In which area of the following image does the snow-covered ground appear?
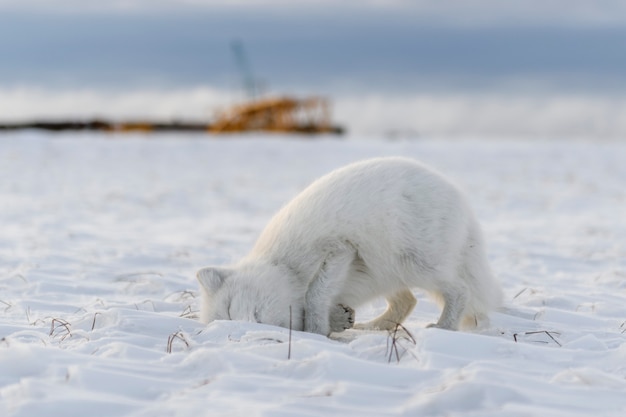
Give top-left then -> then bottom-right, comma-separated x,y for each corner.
1,133 -> 625,416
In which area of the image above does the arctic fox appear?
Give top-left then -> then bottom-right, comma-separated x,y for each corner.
197,157 -> 502,336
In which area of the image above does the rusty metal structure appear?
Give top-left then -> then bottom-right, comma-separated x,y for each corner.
0,42 -> 344,136
211,40 -> 343,135
210,96 -> 341,134
0,97 -> 343,135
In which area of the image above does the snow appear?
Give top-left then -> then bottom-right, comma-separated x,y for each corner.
1,133 -> 625,416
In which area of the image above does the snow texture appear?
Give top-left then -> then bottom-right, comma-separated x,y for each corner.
1,133 -> 625,416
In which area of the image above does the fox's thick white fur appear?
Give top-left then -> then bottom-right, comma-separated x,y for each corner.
197,157 -> 502,336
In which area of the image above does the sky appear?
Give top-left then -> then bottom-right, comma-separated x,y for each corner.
3,0 -> 626,137
2,0 -> 626,96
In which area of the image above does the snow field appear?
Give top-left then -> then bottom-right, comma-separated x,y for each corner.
1,134 -> 625,416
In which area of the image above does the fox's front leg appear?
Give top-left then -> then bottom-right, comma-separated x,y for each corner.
304,246 -> 355,336
329,303 -> 355,333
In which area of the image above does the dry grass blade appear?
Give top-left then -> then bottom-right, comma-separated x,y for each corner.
386,322 -> 417,364
288,305 -> 293,360
512,288 -> 528,299
0,299 -> 12,312
513,330 -> 562,347
179,305 -> 198,319
167,331 -> 190,353
50,318 -> 72,341
134,300 -> 156,311
91,313 -> 101,331
167,290 -> 197,302
620,321 -> 626,334
26,307 -> 46,326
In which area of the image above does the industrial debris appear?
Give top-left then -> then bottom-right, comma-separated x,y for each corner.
0,96 -> 343,135
1,40 -> 344,135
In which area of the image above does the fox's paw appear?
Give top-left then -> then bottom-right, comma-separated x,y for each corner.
329,304 -> 355,333
426,322 -> 456,331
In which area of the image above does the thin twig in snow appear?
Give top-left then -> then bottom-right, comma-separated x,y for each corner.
50,318 -> 72,341
513,288 -> 528,299
167,290 -> 197,302
134,300 -> 156,311
0,299 -> 12,312
288,305 -> 293,360
91,313 -> 101,331
513,330 -> 562,347
167,331 -> 190,353
179,305 -> 198,319
386,322 -> 417,363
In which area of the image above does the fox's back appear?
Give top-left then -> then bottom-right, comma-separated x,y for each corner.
252,157 -> 471,263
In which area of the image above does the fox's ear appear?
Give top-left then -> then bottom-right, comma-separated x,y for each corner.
196,267 -> 232,293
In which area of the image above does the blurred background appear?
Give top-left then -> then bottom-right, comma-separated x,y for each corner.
2,0 -> 626,139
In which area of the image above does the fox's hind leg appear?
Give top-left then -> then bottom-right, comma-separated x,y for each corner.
427,283 -> 468,331
354,289 -> 416,331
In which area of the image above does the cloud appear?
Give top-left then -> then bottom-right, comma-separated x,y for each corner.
1,0 -> 626,27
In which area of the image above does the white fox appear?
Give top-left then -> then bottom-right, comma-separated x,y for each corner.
197,157 -> 502,336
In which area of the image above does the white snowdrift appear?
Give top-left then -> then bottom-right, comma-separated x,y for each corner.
1,134 -> 625,416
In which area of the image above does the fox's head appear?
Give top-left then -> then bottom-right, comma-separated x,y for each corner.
196,264 -> 304,330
